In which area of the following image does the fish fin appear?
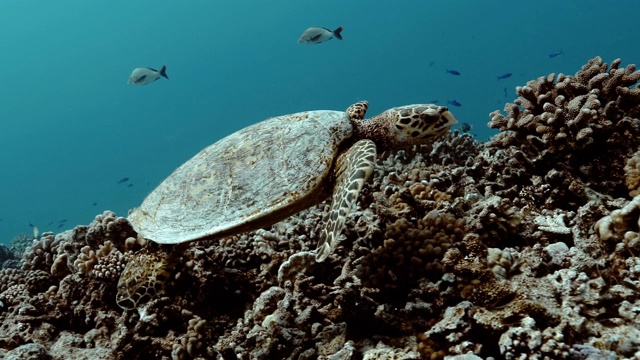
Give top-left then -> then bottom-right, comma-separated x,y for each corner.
159,64 -> 169,79
333,26 -> 343,40
137,75 -> 147,83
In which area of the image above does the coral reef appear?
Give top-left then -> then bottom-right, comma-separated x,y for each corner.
487,56 -> 640,207
1,57 -> 640,359
0,245 -> 15,269
0,234 -> 34,269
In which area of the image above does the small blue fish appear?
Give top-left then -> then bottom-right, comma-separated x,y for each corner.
28,222 -> 34,227
460,123 -> 472,133
128,183 -> 134,188
548,50 -> 563,58
59,219 -> 67,223
445,69 -> 461,76
118,177 -> 129,184
57,223 -> 64,229
447,100 -> 462,107
47,221 -> 54,226
92,202 -> 98,206
497,73 -> 512,80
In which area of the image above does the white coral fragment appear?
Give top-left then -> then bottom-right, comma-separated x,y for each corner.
595,195 -> 640,241
534,212 -> 571,234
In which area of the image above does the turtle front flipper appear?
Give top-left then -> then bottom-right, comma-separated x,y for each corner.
315,139 -> 376,262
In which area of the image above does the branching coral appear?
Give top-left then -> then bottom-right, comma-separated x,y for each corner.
488,57 -> 640,200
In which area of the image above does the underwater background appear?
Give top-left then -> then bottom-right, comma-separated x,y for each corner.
0,0 -> 638,244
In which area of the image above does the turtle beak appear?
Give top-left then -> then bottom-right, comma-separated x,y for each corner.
434,107 -> 458,133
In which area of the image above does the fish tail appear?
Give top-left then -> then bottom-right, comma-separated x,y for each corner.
160,64 -> 169,79
333,26 -> 343,40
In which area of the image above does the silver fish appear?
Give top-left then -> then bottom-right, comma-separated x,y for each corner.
298,26 -> 343,44
128,64 -> 169,85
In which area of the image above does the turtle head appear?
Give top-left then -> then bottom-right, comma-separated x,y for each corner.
354,104 -> 458,150
382,104 -> 458,147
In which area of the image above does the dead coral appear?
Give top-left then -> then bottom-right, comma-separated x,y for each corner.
418,301 -> 482,357
442,233 -> 514,308
466,195 -> 523,247
214,283 -> 318,359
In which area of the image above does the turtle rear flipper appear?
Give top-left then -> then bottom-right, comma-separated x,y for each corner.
116,247 -> 172,310
315,139 -> 376,262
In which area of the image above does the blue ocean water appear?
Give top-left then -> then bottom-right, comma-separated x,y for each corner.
0,0 -> 638,243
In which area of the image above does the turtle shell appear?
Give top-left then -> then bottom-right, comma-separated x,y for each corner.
128,110 -> 354,244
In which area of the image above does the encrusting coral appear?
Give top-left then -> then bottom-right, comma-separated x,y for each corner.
1,57 -> 640,360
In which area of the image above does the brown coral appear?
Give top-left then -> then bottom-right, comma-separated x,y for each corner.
488,56 -> 640,201
624,149 -> 640,197
356,211 -> 466,290
85,211 -> 138,250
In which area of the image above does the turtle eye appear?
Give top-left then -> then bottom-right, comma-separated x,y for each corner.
420,109 -> 440,122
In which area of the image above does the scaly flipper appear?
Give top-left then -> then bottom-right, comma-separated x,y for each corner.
315,139 -> 376,262
116,246 -> 172,310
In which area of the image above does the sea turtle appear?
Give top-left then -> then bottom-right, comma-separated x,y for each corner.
116,101 -> 457,309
